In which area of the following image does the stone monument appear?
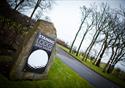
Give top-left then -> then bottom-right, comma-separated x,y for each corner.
10,20 -> 57,80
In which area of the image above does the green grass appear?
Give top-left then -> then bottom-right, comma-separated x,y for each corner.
0,57 -> 93,88
58,44 -> 69,52
58,44 -> 125,88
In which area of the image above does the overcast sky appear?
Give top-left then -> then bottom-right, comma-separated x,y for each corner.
46,0 -> 125,46
43,0 -> 125,63
23,0 -> 125,52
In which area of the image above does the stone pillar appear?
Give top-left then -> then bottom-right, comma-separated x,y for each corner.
10,20 -> 57,80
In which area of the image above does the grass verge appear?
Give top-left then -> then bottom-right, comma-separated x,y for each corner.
0,57 -> 93,88
57,44 -> 125,88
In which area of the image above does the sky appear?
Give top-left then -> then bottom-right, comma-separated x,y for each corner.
46,0 -> 122,39
43,0 -> 125,63
22,0 -> 125,71
46,0 -> 124,46
23,0 -> 125,63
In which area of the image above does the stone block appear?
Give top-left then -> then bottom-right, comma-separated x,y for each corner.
10,20 -> 57,80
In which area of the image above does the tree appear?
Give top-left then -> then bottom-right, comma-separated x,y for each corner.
30,0 -> 41,19
34,9 -> 43,20
94,11 -> 117,66
7,0 -> 28,10
14,0 -> 25,10
76,11 -> 94,56
83,4 -> 110,61
95,32 -> 108,66
107,30 -> 125,72
7,0 -> 53,20
30,0 -> 53,19
103,12 -> 125,72
93,39 -> 105,64
69,6 -> 92,53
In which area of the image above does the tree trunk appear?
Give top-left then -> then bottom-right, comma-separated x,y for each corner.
30,0 -> 41,19
103,59 -> 110,72
69,15 -> 88,53
82,30 -> 98,61
103,35 -> 119,72
93,39 -> 105,64
95,45 -> 106,67
14,0 -> 25,10
84,30 -> 101,61
103,44 -> 114,71
95,33 -> 108,66
107,64 -> 115,73
76,29 -> 88,56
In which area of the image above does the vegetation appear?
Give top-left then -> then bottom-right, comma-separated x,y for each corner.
0,57 -> 93,88
69,6 -> 92,53
69,3 -> 125,73
0,0 -> 53,69
7,0 -> 53,19
0,0 -> 53,55
0,0 -> 125,88
58,44 -> 125,88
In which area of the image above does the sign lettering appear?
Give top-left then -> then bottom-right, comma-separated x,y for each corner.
35,33 -> 55,52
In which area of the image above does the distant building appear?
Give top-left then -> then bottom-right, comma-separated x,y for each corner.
56,38 -> 70,49
57,39 -> 65,45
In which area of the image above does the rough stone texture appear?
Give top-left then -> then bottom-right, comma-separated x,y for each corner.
10,20 -> 57,80
10,31 -> 38,80
36,20 -> 57,39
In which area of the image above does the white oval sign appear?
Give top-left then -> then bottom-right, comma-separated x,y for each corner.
27,49 -> 48,69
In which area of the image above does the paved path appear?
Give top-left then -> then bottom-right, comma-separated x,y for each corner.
56,46 -> 120,88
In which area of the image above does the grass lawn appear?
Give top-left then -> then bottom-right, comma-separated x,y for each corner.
0,57 -> 93,88
57,44 -> 125,88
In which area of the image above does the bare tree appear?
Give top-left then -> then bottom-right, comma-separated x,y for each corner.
14,0 -> 25,10
7,0 -> 53,20
7,0 -> 28,10
83,4 -> 110,61
103,12 -> 125,72
94,12 -> 116,66
95,32 -> 108,66
30,0 -> 41,19
93,40 -> 105,64
30,0 -> 53,19
69,6 -> 92,53
76,11 -> 94,56
106,30 -> 125,72
34,9 -> 43,20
